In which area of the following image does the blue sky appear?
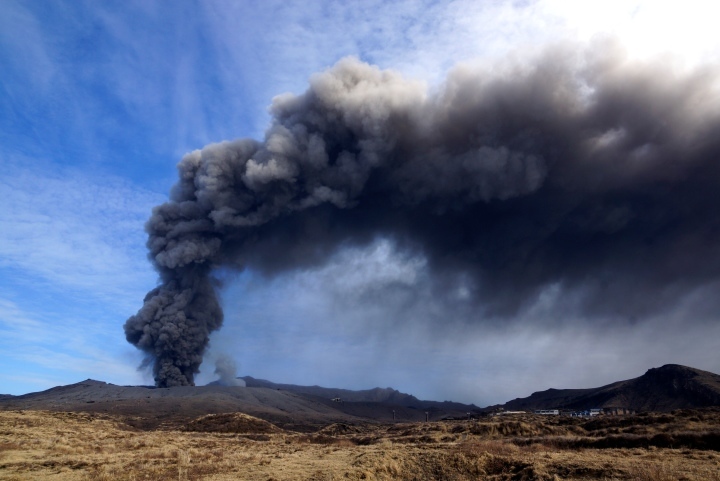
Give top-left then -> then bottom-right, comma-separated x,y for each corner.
2,0 -> 720,405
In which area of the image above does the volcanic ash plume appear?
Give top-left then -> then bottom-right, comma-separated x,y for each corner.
125,47 -> 720,387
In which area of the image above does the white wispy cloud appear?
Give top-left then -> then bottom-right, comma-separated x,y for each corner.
0,296 -> 147,394
201,0 -> 720,127
0,155 -> 158,392
0,156 -> 162,310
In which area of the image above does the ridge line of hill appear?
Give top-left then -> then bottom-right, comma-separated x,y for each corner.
239,376 -> 479,410
2,364 -> 719,429
492,364 -> 720,413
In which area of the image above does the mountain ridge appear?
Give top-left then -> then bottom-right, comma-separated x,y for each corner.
2,364 -> 719,429
238,376 -> 478,411
0,378 -> 480,429
496,364 -> 720,412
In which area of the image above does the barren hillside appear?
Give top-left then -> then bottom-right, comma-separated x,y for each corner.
500,364 -> 720,412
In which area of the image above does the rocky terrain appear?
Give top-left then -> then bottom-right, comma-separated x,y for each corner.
498,364 -> 720,413
0,379 -> 480,431
2,364 -> 719,433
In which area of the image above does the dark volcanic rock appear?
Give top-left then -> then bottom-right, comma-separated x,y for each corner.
241,376 -> 420,404
0,378 -> 479,429
4,364 -> 714,429
499,365 -> 720,412
240,376 -> 479,412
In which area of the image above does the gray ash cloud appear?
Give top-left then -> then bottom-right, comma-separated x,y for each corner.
125,45 -> 720,387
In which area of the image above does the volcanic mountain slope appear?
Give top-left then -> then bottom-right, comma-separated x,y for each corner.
241,376 -> 478,411
241,376 -> 417,403
499,364 -> 720,412
4,364 -> 718,429
0,379 -> 479,430
0,380 -> 354,429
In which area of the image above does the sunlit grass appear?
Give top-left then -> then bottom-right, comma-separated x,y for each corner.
1,409 -> 719,480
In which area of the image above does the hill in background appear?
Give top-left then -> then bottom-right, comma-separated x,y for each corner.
2,364 -> 719,430
240,376 -> 478,411
0,378 -> 480,430
497,364 -> 720,412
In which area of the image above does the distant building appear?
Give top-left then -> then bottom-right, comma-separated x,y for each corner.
603,407 -> 634,416
570,408 -> 602,417
534,409 -> 559,415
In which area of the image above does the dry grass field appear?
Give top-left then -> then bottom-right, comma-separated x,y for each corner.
1,409 -> 720,480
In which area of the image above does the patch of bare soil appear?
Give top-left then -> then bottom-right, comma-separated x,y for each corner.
2,409 -> 720,480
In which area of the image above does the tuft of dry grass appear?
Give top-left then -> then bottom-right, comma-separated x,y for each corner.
2,409 -> 720,480
627,459 -> 720,481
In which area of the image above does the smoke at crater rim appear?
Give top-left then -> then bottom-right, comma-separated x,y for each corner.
124,44 -> 720,387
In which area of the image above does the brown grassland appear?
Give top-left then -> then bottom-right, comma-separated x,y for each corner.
1,409 -> 720,480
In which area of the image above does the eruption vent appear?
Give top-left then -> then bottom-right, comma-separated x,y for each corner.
125,48 -> 720,387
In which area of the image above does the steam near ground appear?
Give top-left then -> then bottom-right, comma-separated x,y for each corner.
213,354 -> 246,387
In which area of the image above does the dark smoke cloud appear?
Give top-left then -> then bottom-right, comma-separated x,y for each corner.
125,45 -> 720,387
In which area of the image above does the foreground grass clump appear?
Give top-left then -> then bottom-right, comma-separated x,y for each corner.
1,409 -> 720,480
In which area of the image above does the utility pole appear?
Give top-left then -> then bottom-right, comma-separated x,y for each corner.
425,412 -> 429,422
